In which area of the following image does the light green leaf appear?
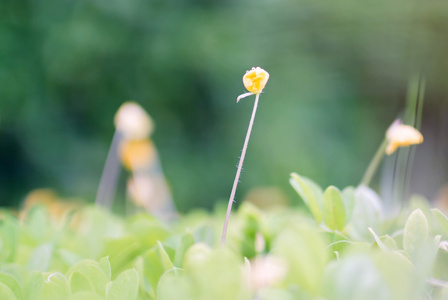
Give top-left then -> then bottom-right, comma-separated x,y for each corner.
98,257 -> 112,281
0,282 -> 17,300
69,271 -> 96,294
174,232 -> 194,268
403,209 -> 428,259
105,269 -> 139,300
42,273 -> 69,300
290,173 -> 323,223
157,268 -> 190,300
324,255 -> 390,300
66,261 -> 109,295
27,243 -> 53,272
141,242 -> 174,295
347,186 -> 383,241
342,186 -> 355,222
431,208 -> 448,234
0,273 -> 22,300
24,271 -> 44,300
323,186 -> 346,231
273,225 -> 328,295
69,292 -> 104,300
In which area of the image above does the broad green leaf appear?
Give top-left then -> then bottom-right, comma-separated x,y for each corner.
126,214 -> 170,250
323,186 -> 346,231
157,268 -> 190,300
374,251 -> 413,299
42,273 -> 69,300
431,209 -> 448,234
185,248 -> 250,300
174,232 -> 194,267
0,282 -> 17,300
27,243 -> 53,272
0,216 -> 18,262
141,242 -> 174,295
66,261 -> 109,295
347,186 -> 383,241
98,257 -> 111,281
272,225 -> 328,295
324,255 -> 390,300
24,271 -> 44,300
105,269 -> 139,300
69,271 -> 96,294
182,243 -> 212,270
0,272 -> 23,300
403,209 -> 428,259
69,292 -> 103,300
342,186 -> 355,222
103,236 -> 141,278
290,173 -> 323,223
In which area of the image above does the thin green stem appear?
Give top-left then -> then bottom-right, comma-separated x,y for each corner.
360,138 -> 388,187
221,93 -> 260,245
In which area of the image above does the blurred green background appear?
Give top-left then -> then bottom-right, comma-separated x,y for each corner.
1,0 -> 447,212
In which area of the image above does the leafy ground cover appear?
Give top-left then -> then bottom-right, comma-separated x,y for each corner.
1,175 -> 448,300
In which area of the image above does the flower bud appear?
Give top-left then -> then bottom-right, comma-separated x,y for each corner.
243,67 -> 269,94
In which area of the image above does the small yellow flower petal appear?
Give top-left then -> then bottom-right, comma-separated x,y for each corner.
243,67 -> 269,94
385,119 -> 424,155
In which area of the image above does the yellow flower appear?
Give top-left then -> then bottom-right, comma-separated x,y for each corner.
119,139 -> 156,170
243,67 -> 269,94
385,119 -> 423,155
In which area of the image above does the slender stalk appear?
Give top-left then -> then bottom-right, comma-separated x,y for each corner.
221,93 -> 260,245
96,130 -> 123,209
360,138 -> 388,187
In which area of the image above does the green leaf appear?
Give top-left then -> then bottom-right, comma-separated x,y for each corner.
66,261 -> 109,295
69,271 -> 96,294
173,232 -> 194,268
98,257 -> 112,281
157,268 -> 190,300
347,186 -> 383,240
323,186 -> 346,231
68,292 -> 104,300
105,269 -> 139,300
27,243 -> 53,272
24,271 -> 44,300
103,236 -> 141,278
403,209 -> 428,259
273,225 -> 328,295
141,242 -> 174,295
431,208 -> 448,234
42,273 -> 69,300
0,282 -> 17,300
324,255 -> 390,300
0,272 -> 22,300
342,186 -> 355,222
290,173 -> 323,223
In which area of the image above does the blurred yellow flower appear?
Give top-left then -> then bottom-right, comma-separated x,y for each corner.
385,119 -> 423,155
119,139 -> 156,170
243,67 -> 269,94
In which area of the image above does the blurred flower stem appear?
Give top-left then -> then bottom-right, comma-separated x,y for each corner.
360,138 -> 388,187
221,93 -> 260,245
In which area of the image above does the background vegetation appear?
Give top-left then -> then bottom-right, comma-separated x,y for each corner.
1,0 -> 447,211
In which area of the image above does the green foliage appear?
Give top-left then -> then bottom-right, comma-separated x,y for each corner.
2,179 -> 448,299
